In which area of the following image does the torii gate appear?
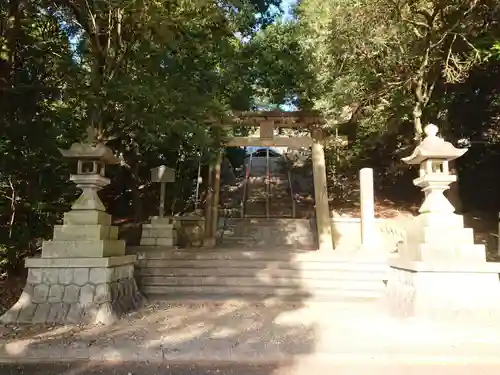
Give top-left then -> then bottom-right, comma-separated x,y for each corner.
203,109 -> 346,251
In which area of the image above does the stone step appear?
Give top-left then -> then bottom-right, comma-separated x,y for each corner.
248,181 -> 288,187
217,242 -> 311,248
269,205 -> 293,211
140,285 -> 382,299
262,201 -> 291,205
144,293 -> 377,303
218,239 -> 258,245
216,239 -> 266,244
140,237 -> 175,247
137,276 -> 386,291
136,266 -> 387,279
137,257 -> 390,271
247,187 -> 268,191
246,197 -> 268,202
269,189 -> 291,194
266,214 -> 293,218
268,203 -> 292,208
219,228 -> 314,237
222,218 -> 313,223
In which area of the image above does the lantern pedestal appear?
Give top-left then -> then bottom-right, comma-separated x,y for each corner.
387,258 -> 500,322
0,143 -> 144,326
387,212 -> 500,322
386,125 -> 500,322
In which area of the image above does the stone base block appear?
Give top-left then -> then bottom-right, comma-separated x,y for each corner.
42,239 -> 126,258
139,221 -> 177,247
386,260 -> 500,322
398,243 -> 486,263
63,210 -> 111,225
0,256 -> 144,325
53,225 -> 119,241
414,213 -> 464,229
142,224 -> 175,236
140,237 -> 174,247
151,216 -> 172,226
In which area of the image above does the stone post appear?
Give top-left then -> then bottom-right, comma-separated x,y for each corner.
311,128 -> 334,251
140,164 -> 177,248
386,124 -> 500,322
204,162 -> 214,242
150,165 -> 175,218
359,168 -> 380,249
0,143 -> 143,326
205,126 -> 223,248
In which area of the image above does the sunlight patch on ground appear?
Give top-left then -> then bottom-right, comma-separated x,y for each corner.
209,327 -> 240,338
99,349 -> 124,361
6,300 -> 500,363
273,307 -> 315,326
3,339 -> 30,356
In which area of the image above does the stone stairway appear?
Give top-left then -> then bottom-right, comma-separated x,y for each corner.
244,176 -> 268,217
129,247 -> 390,301
218,218 -> 317,249
269,173 -> 293,217
243,164 -> 295,218
127,151 -> 389,302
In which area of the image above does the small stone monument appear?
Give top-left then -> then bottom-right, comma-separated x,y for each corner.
139,165 -> 176,247
150,165 -> 175,218
386,124 -> 500,321
1,143 -> 143,325
359,167 -> 382,250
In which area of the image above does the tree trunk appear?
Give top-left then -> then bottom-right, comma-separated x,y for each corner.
413,101 -> 424,138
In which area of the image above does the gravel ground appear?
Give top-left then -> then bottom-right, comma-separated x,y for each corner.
3,299 -> 500,364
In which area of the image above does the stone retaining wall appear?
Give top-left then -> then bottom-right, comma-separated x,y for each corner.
331,217 -> 409,251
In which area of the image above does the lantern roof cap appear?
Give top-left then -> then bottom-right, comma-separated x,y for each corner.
59,143 -> 120,164
402,124 -> 467,165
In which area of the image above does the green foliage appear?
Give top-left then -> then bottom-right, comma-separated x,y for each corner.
246,21 -> 315,107
0,0 -> 280,273
2,0 -> 500,273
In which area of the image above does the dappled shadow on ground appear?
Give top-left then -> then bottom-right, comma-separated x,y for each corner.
0,298 -> 316,366
1,242 -> 319,362
7,296 -> 500,373
1,224 -> 321,366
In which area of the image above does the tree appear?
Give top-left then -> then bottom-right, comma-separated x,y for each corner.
0,0 -> 285,271
296,0 -> 500,137
0,0 -> 81,272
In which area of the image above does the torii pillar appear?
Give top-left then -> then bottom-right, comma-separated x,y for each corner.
311,127 -> 334,251
204,127 -> 223,248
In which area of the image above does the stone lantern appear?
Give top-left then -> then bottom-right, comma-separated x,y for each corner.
1,142 -> 143,326
401,124 -> 466,216
59,142 -> 120,212
385,124 -> 500,323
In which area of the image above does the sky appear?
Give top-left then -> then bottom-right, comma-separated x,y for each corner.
280,0 -> 297,20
